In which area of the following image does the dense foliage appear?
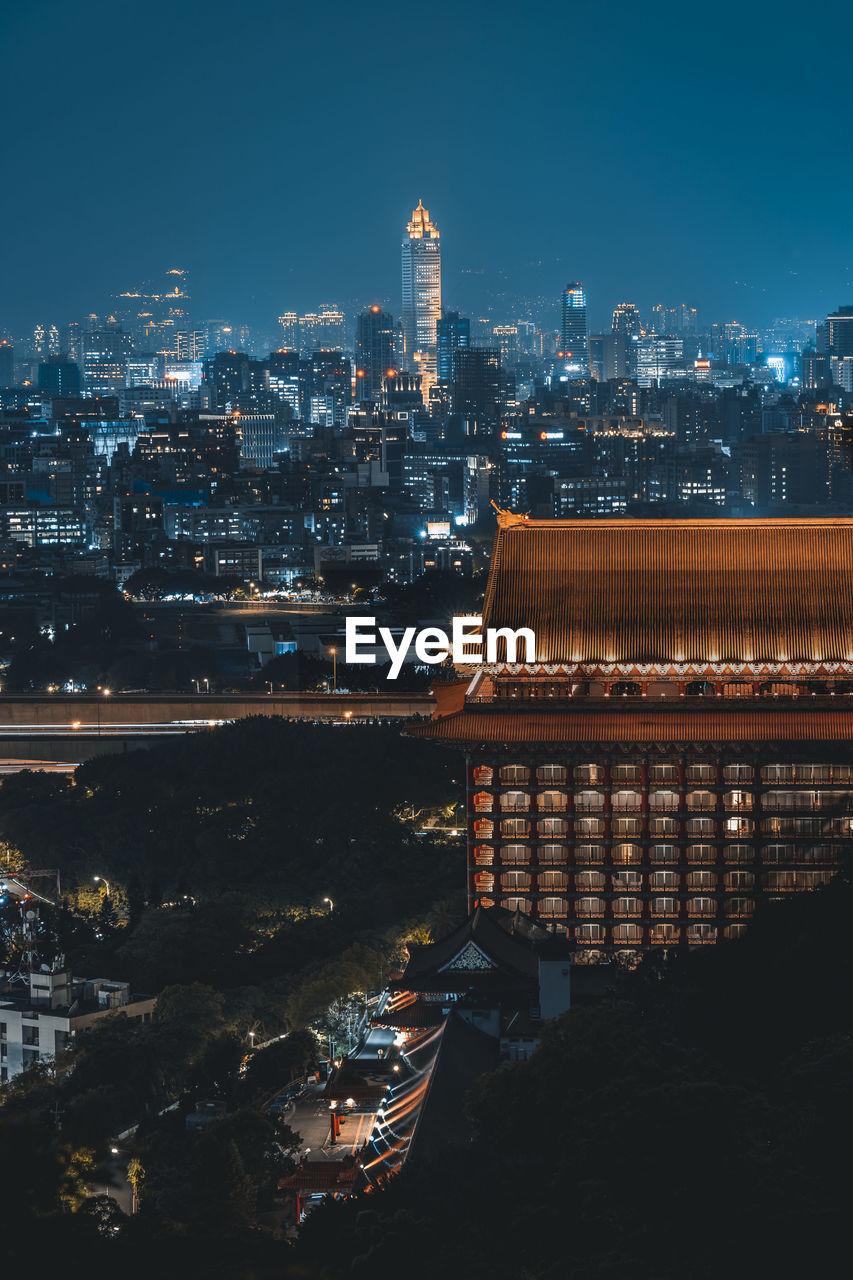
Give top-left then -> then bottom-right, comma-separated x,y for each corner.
295,866 -> 853,1280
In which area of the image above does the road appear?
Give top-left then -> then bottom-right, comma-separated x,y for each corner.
0,758 -> 79,773
287,1093 -> 377,1161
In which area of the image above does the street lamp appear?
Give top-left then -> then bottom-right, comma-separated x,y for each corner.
96,686 -> 111,736
94,875 -> 111,896
323,897 -> 334,915
329,647 -> 337,692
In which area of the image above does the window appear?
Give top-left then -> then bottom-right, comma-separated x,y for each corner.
575,790 -> 604,811
574,923 -> 604,943
612,763 -> 640,783
687,817 -> 715,836
500,765 -> 530,784
687,870 -> 716,891
575,870 -> 606,891
687,844 -> 716,865
649,763 -> 677,782
650,790 -> 679,811
539,896 -> 568,918
687,790 -> 715,811
687,897 -> 716,917
501,870 -> 531,891
763,844 -> 795,864
724,871 -> 754,890
687,763 -> 715,783
723,764 -> 753,783
650,922 -> 679,944
613,816 -> 642,835
500,790 -> 530,812
687,923 -> 717,944
762,765 -> 794,784
613,870 -> 642,892
501,897 -> 531,914
726,898 -> 755,917
537,843 -> 567,864
612,790 -> 642,811
612,896 -> 642,917
650,844 -> 678,863
612,922 -> 643,944
574,763 -> 604,784
724,790 -> 752,811
649,816 -> 677,835
650,870 -> 679,891
573,844 -> 604,864
537,790 -> 567,811
22,1027 -> 39,1047
612,843 -> 641,864
575,897 -> 605,917
538,817 -> 568,837
651,897 -> 678,917
537,764 -> 566,783
725,816 -> 753,835
500,818 -> 529,838
538,870 -> 568,891
575,816 -> 604,836
500,845 -> 529,865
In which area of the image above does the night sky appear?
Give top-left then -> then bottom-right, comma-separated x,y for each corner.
2,0 -> 851,333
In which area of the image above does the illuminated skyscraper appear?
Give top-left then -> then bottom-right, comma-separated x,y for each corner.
560,283 -> 588,378
401,200 -> 441,387
612,302 -> 641,338
437,310 -> 470,386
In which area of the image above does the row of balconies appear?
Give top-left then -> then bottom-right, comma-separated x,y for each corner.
473,791 -> 853,815
474,873 -> 765,890
473,767 -> 853,787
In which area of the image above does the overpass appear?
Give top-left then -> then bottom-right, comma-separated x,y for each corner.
0,692 -> 436,764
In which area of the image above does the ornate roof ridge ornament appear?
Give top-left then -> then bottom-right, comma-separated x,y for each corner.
490,499 -> 530,530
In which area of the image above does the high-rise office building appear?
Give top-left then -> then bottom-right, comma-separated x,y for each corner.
635,336 -> 684,387
81,325 -> 133,397
0,340 -> 13,387
38,357 -> 81,398
452,347 -> 502,423
612,303 -> 641,339
401,200 -> 441,378
355,306 -> 396,399
827,306 -> 853,385
437,311 -> 471,386
560,284 -> 589,378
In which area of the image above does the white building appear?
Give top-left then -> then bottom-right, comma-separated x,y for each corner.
0,968 -> 155,1084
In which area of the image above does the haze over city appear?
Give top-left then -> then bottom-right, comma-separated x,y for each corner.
2,0 -> 851,333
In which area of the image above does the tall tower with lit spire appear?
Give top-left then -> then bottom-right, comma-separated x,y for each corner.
401,199 -> 441,390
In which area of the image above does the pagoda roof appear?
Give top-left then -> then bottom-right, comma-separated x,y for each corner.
480,517 -> 853,665
400,906 -> 558,985
278,1160 -> 360,1193
407,704 -> 853,745
371,1000 -> 447,1030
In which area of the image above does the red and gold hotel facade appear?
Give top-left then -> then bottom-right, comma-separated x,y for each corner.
409,513 -> 853,963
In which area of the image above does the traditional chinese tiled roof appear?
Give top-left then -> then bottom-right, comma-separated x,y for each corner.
407,706 -> 853,745
481,518 -> 853,664
278,1161 -> 360,1192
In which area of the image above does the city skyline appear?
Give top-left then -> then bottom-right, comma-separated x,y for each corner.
2,0 -> 852,335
